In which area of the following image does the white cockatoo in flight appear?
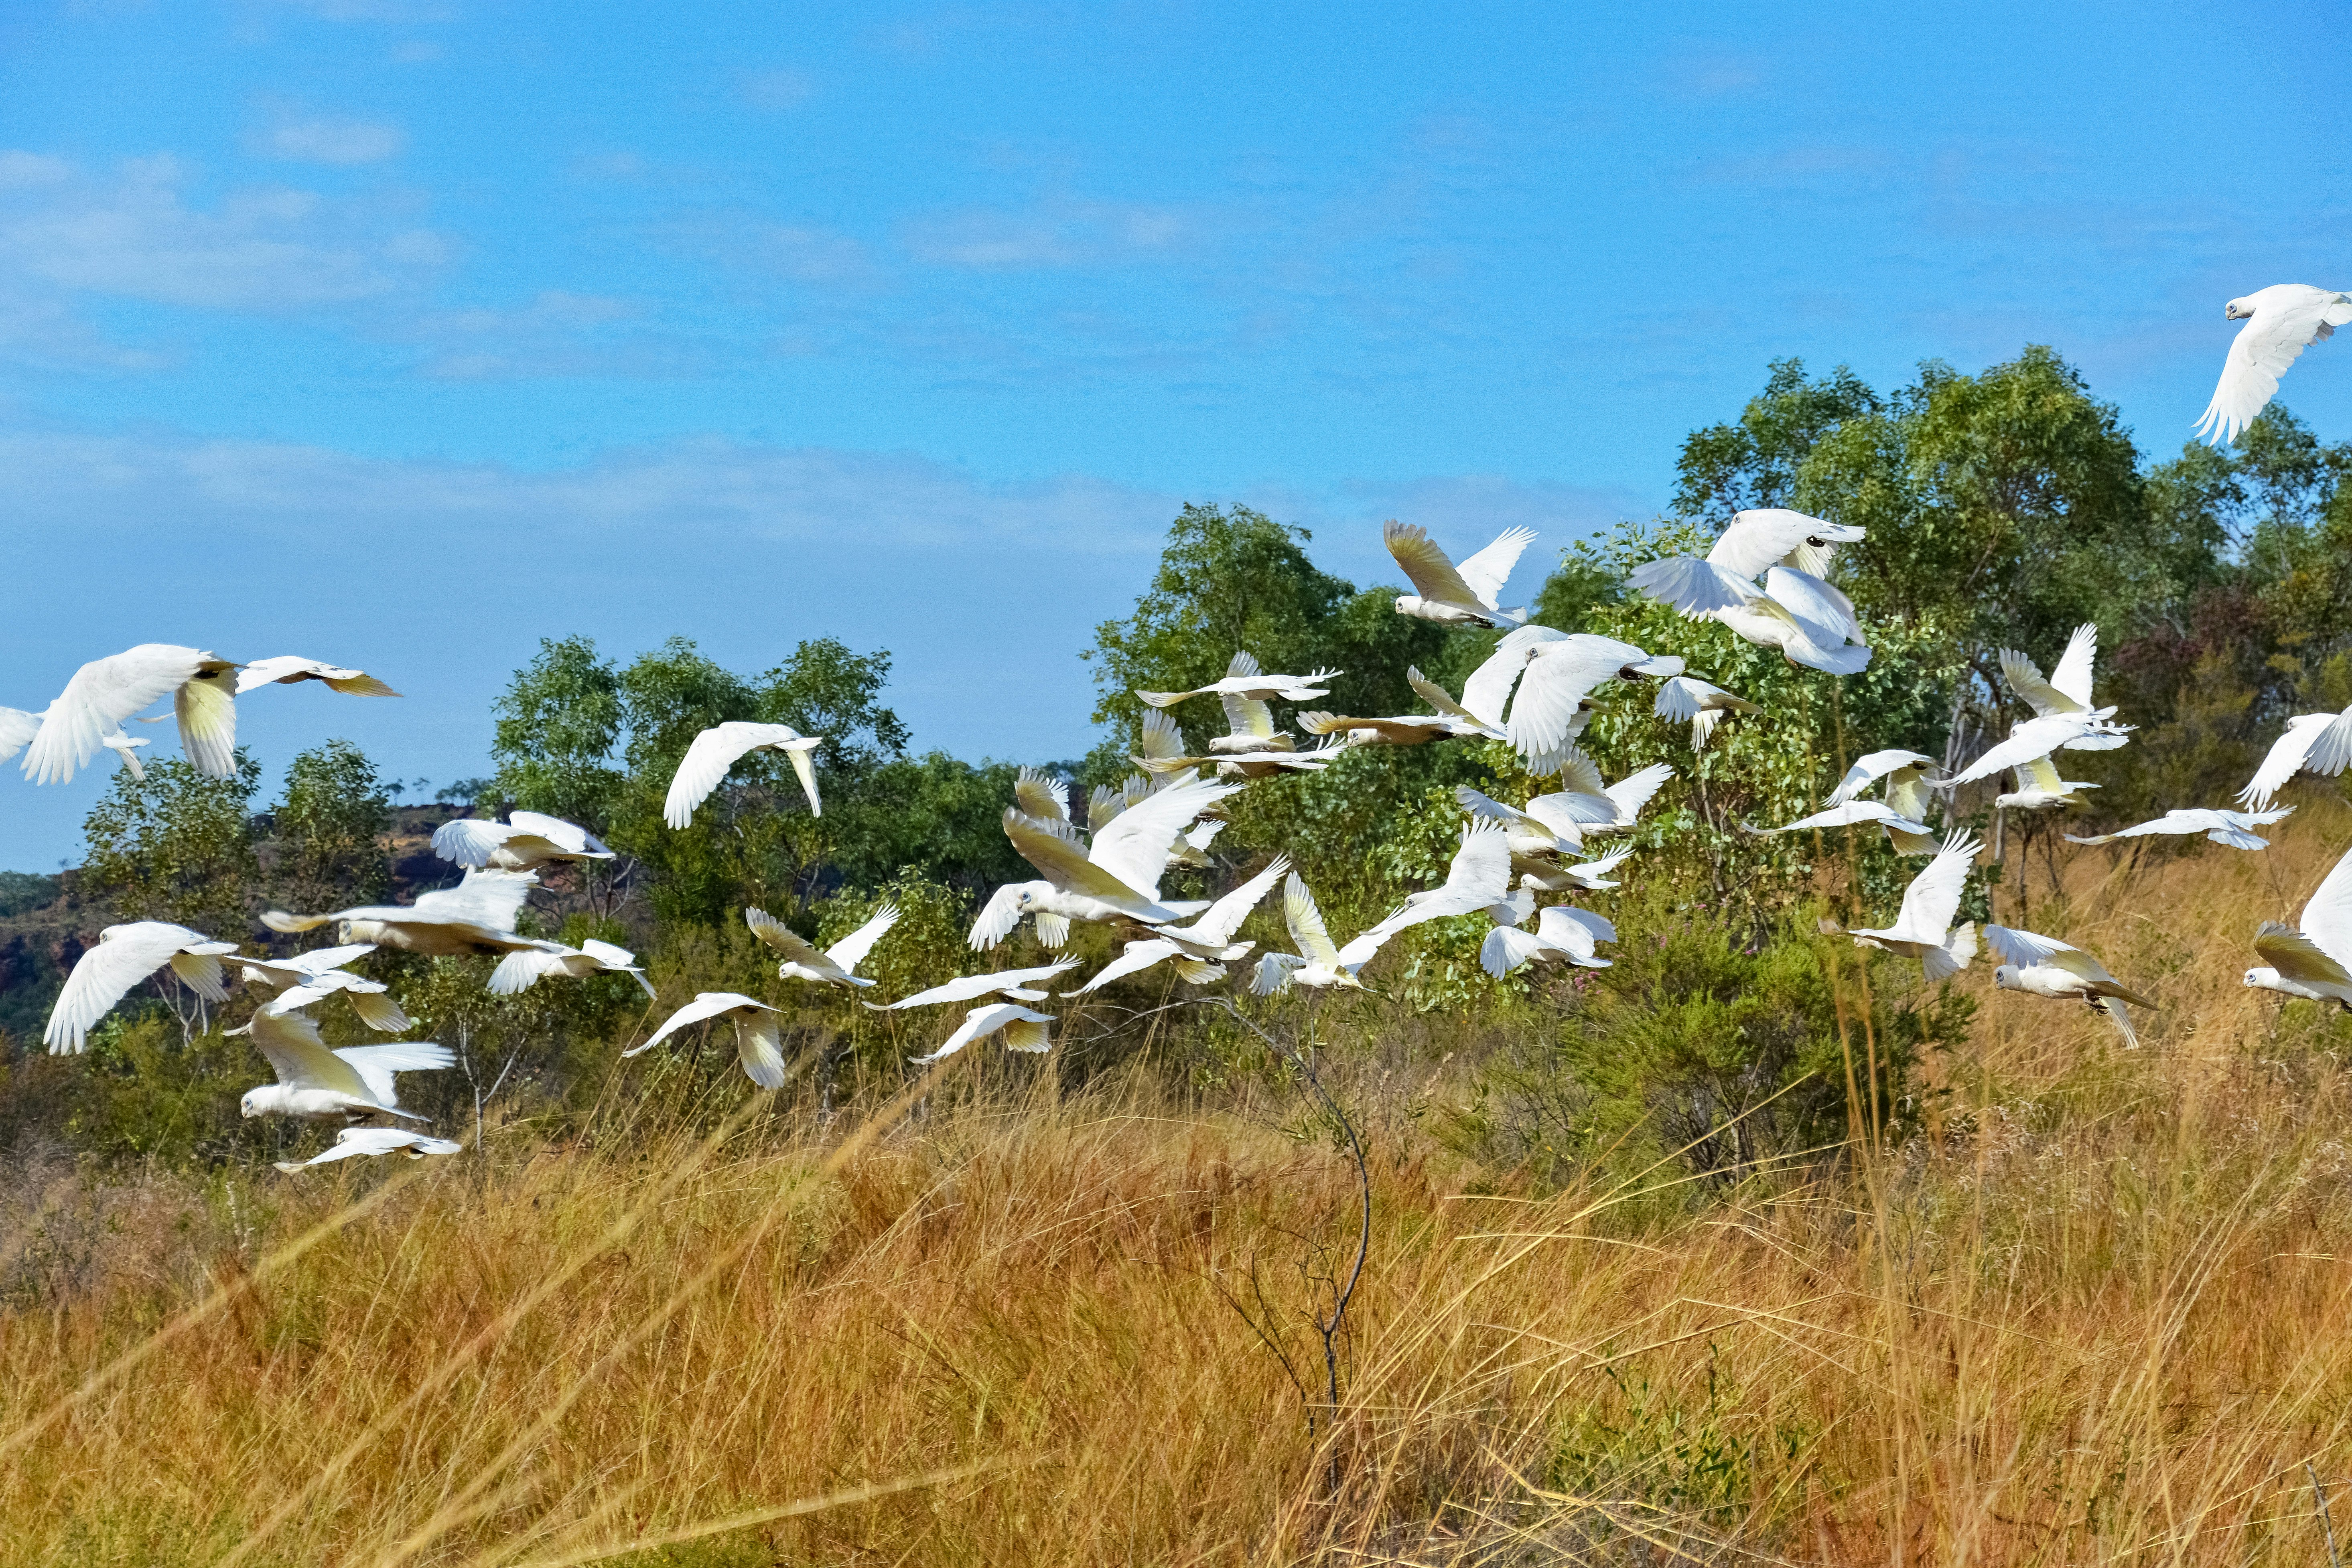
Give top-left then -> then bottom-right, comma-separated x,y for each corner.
910,1002 -> 1055,1066
1461,627 -> 1683,773
1298,665 -> 1504,748
1251,873 -> 1388,994
1998,624 -> 2118,735
275,1126 -> 464,1171
22,645 -> 241,785
1381,520 -> 1538,628
1985,925 -> 2156,1047
1350,820 -> 1514,954
2236,704 -> 2352,811
1480,903 -> 1616,978
2194,284 -> 2352,446
1652,675 -> 1759,750
864,959 -> 1082,1012
624,992 -> 791,1089
488,938 -> 655,999
1995,755 -> 2099,813
236,657 -> 400,698
1948,714 -> 2134,789
264,868 -> 539,957
1760,747 -> 1941,852
237,943 -> 410,1033
971,775 -> 1238,951
1137,651 -> 1339,712
1061,855 -> 1291,996
432,811 -> 614,873
2067,806 -> 2291,852
2246,842 -> 2352,1012
1628,509 -> 1872,675
1830,830 -> 1983,982
745,902 -> 900,987
44,921 -> 241,1053
232,1008 -> 453,1124
664,722 -> 824,828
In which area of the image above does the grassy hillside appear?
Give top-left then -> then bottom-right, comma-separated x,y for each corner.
3,804 -> 2350,1565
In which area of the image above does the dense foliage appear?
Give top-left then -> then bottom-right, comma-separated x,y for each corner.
6,345 -> 2350,1191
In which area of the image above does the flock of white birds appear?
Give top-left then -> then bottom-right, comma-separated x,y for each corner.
12,284 -> 2352,1168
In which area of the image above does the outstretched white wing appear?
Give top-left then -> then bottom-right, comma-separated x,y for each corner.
664,722 -> 821,829
2237,714 -> 2331,809
1603,763 -> 1674,824
869,959 -> 1081,1011
1013,767 -> 1070,823
1885,831 -> 1981,945
1382,520 -> 1481,606
824,903 -> 901,974
967,882 -> 1032,952
412,868 -> 538,933
1061,939 -> 1179,996
1626,554 -> 1761,617
1087,775 -> 1241,901
0,706 -> 39,764
914,1002 -> 1053,1065
431,817 -> 512,868
332,1041 -> 455,1108
743,906 -> 826,966
237,656 -> 400,696
1708,509 -> 1863,578
1184,855 -> 1292,948
246,1008 -> 372,1099
1825,749 -> 1933,807
1983,923 -> 2077,968
44,923 -> 214,1053
1282,874 -> 1342,968
508,811 -> 609,855
1461,625 -> 1568,726
2299,843 -> 2352,970
1455,526 -> 1539,609
2196,288 -> 2352,445
24,644 -> 210,786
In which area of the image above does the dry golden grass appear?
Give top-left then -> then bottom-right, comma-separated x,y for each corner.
6,801 -> 2352,1566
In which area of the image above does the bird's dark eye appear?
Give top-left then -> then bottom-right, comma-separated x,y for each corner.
1805,536 -> 1826,548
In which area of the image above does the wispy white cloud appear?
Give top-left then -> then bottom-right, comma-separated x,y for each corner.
0,426 -> 1179,552
0,149 -> 448,334
258,112 -> 408,164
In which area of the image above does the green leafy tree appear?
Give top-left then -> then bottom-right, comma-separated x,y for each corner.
269,738 -> 392,920
79,751 -> 262,937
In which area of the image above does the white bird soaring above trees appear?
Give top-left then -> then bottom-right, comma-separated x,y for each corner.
624,992 -> 791,1089
1999,624 -> 2117,728
970,775 -> 1240,951
864,959 -> 1082,1012
1381,520 -> 1537,628
1137,651 -> 1339,712
664,722 -> 824,829
1653,676 -> 1759,749
2236,705 -> 2352,811
489,938 -> 655,999
1947,714 -> 2135,789
1462,627 -> 1684,773
2067,806 -> 2293,852
44,922 -> 241,1053
433,811 -> 615,873
1627,509 -> 1873,674
264,868 -> 538,956
1995,755 -> 2099,813
235,657 -> 401,698
911,1002 -> 1054,1066
1985,925 -> 2157,1046
1516,846 -> 1634,894
745,903 -> 899,987
2194,284 -> 2352,446
275,1127 -> 464,1172
1299,665 -> 1502,748
2245,842 -> 2352,1012
1828,830 -> 1983,982
231,1008 -> 453,1124
22,645 -> 240,785
1061,856 -> 1291,997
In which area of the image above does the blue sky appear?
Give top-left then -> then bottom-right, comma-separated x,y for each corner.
2,0 -> 2346,868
